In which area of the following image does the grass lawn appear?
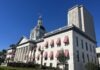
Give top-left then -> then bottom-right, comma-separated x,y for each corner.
0,66 -> 39,70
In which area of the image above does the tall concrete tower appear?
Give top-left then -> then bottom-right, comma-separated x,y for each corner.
68,5 -> 96,41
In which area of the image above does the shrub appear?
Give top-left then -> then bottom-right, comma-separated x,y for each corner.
7,62 -> 40,68
0,67 -> 5,70
85,62 -> 99,70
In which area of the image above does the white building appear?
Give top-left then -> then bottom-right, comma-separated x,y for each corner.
6,48 -> 16,63
96,47 -> 100,66
10,5 -> 97,70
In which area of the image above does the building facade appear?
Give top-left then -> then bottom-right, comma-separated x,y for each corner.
6,48 -> 16,63
96,47 -> 100,66
6,5 -> 97,70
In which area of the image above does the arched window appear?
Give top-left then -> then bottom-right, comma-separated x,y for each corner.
33,57 -> 35,61
50,39 -> 54,47
45,41 -> 48,48
63,36 -> 69,45
37,54 -> 40,60
55,50 -> 60,58
56,38 -> 61,46
49,51 -> 53,60
43,52 -> 48,60
38,45 -> 41,51
64,49 -> 69,57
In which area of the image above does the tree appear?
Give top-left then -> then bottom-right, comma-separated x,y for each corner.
0,49 -> 7,64
9,44 -> 16,49
57,49 -> 69,70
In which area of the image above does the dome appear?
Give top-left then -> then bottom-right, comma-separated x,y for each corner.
36,25 -> 45,31
30,16 -> 46,40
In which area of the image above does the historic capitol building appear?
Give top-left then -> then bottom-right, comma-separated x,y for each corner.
6,5 -> 98,70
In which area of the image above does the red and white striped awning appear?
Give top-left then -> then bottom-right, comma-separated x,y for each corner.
50,39 -> 54,46
49,51 -> 53,58
56,38 -> 61,45
43,52 -> 48,57
55,50 -> 60,58
63,36 -> 69,44
64,49 -> 69,57
44,41 -> 48,48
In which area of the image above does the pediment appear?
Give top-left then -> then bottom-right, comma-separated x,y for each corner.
17,36 -> 29,45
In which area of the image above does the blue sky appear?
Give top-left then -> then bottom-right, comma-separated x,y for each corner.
0,0 -> 100,50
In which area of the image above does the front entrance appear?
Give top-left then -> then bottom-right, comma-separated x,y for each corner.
57,63 -> 68,70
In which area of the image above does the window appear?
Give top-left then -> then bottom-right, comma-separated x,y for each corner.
45,56 -> 47,60
92,57 -> 93,63
82,52 -> 85,62
76,37 -> 78,47
33,57 -> 35,61
81,40 -> 84,49
64,49 -> 69,57
50,53 -> 54,60
63,36 -> 69,45
50,63 -> 52,67
37,56 -> 39,60
44,63 -> 46,66
44,52 -> 48,60
45,41 -> 48,48
93,46 -> 96,53
50,40 -> 54,48
50,56 -> 54,60
90,44 -> 92,52
56,38 -> 61,46
85,42 -> 88,51
76,50 -> 79,62
49,51 -> 54,60
38,46 -> 41,51
51,45 -> 54,48
87,54 -> 89,62
56,50 -> 59,58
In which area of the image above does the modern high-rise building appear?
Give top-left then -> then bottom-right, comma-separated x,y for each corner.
6,5 -> 97,70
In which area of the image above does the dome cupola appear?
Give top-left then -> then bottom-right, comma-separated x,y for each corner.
30,16 -> 46,40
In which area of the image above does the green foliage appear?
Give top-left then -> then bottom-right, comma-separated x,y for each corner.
57,50 -> 66,64
57,49 -> 69,64
0,49 -> 6,55
0,66 -> 34,70
57,49 -> 69,70
9,44 -> 16,49
0,49 -> 7,64
85,62 -> 99,70
0,66 -> 59,70
2,49 -> 7,54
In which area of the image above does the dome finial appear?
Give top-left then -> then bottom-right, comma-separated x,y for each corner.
37,15 -> 43,26
38,15 -> 42,20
